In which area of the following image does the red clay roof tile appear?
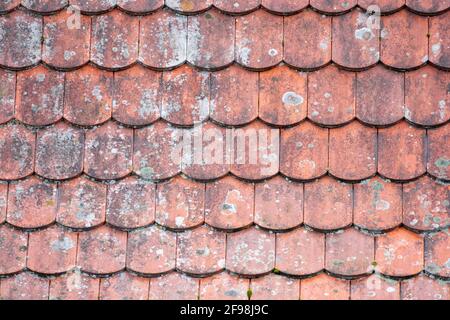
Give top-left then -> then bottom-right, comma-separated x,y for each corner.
100,272 -> 150,300
166,0 -> 212,13
401,274 -> 449,300
358,0 -> 404,13
69,0 -> 116,13
428,124 -> 450,180
0,225 -> 28,275
213,0 -> 260,14
0,70 -> 15,124
49,269 -> 100,300
22,0 -> 68,13
0,183 -> 6,224
425,229 -> 450,277
199,272 -> 249,300
149,272 -> 199,300
251,274 -> 300,300
118,0 -> 163,13
0,0 -> 20,12
0,272 -> 49,300
429,11 -> 450,69
406,0 -> 449,14
126,225 -> 176,275
350,274 -> 400,300
262,0 -> 308,14
300,273 -> 350,300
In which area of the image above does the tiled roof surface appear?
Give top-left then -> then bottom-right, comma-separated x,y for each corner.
0,1 -> 449,300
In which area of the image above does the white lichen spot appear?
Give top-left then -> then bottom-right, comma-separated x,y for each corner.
282,92 -> 304,106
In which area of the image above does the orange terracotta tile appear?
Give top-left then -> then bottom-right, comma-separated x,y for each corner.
301,273 -> 350,300
406,0 -> 449,13
57,177 -> 107,229
425,230 -> 450,277
27,225 -> 77,274
325,228 -> 374,276
310,0 -> 357,13
107,177 -> 155,229
210,65 -> 258,126
139,9 -> 187,69
308,65 -> 356,126
49,269 -> 100,300
64,65 -> 113,126
0,0 -> 20,11
166,0 -> 212,13
226,227 -> 275,276
329,121 -> 376,181
375,228 -> 424,277
358,0 -> 404,12
0,70 -> 15,124
0,273 -> 49,300
332,8 -> 380,69
403,176 -> 449,231
262,0 -> 308,13
150,272 -> 199,300
0,10 -> 42,69
259,66 -> 307,126
199,272 -> 249,300
280,121 -> 328,180
254,176 -> 303,230
405,66 -> 449,126
0,182 -> 6,224
0,225 -> 28,274
22,1 -> 66,17
77,225 -> 127,274
177,225 -> 226,275
284,10 -> 331,69
84,121 -> 133,180
428,124 -> 450,180
118,0 -> 163,12
236,10 -> 282,69
133,121 -> 182,180
7,177 -> 57,229
100,273 -> 149,300
351,275 -> 400,300
43,10 -> 90,69
35,122 -> 84,180
429,11 -> 450,69
213,0 -> 260,14
187,9 -> 234,69
304,176 -> 353,231
275,227 -> 325,276
155,176 -> 205,229
381,10 -> 428,69
126,225 -> 176,275
70,0 -> 116,13
378,122 -> 426,180
0,124 -> 35,180
401,275 -> 449,300
356,65 -> 404,126
162,65 -> 209,126
205,176 -> 254,230
251,274 -> 300,300
354,176 -> 403,231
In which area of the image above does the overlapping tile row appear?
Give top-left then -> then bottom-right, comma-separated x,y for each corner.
1,0 -> 449,15
1,8 -> 449,70
1,64 -> 449,128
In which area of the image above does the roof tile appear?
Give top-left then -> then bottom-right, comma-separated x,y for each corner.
428,124 -> 450,180
251,274 -> 300,300
381,10 -> 428,69
210,65 -> 258,126
27,225 -> 77,274
259,66 -> 307,126
84,121 -> 133,180
57,176 -> 107,229
262,0 -> 308,14
311,0 -> 357,13
49,269 -> 100,300
0,225 -> 28,275
77,225 -> 127,274
425,229 -> 450,277
378,122 -> 426,180
325,228 -> 374,276
118,0 -> 163,13
0,124 -> 35,180
375,228 -> 424,277
254,176 -> 303,230
100,273 -> 149,300
126,225 -> 176,275
308,65 -> 355,126
7,177 -> 57,229
69,0 -> 116,13
0,272 -> 49,300
64,65 -> 113,126
0,0 -> 20,12
329,121 -> 376,181
300,273 -> 350,300
332,8 -> 380,69
226,227 -> 275,276
139,9 -> 187,69
275,227 -> 325,276
429,11 -> 450,69
406,0 -> 449,14
177,225 -> 226,275
356,65 -> 404,126
304,176 -> 353,230
350,274 -> 400,300
280,121 -> 328,180
405,66 -> 449,126
113,65 -> 161,126
284,10 -> 331,69
0,182 -> 6,224
403,176 -> 449,231
35,122 -> 84,180
0,10 -> 42,69
149,272 -> 199,300
353,176 -> 403,231
213,0 -> 260,14
106,177 -> 155,229
22,0 -> 68,13
199,272 -> 249,300
358,0 -> 404,13
401,274 -> 449,300
0,70 -> 15,124
205,176 -> 254,230
155,176 -> 205,229
166,0 -> 212,13
187,10 -> 235,69
235,10 -> 282,69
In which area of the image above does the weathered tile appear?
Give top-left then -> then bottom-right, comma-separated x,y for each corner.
69,0 -> 116,13
166,0 -> 211,13
262,0 -> 308,13
428,125 -> 450,180
251,274 -> 300,300
150,273 -> 199,300
22,0 -> 68,13
118,0 -> 163,12
301,273 -> 350,300
0,273 -> 49,300
406,0 -> 449,13
0,70 -> 15,124
213,0 -> 260,14
351,275 -> 400,300
100,273 -> 149,300
0,225 -> 28,274
310,0 -> 356,13
49,269 -> 100,300
429,11 -> 450,69
425,230 -> 450,277
199,273 -> 249,300
358,0 -> 404,12
401,275 -> 449,300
